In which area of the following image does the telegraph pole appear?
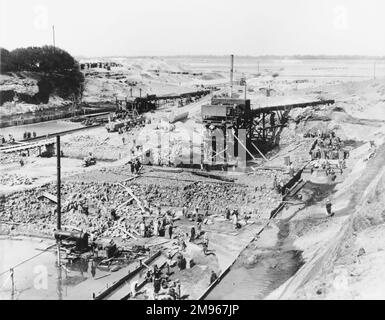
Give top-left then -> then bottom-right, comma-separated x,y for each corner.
374,62 -> 376,80
52,25 -> 56,49
230,54 -> 234,98
56,135 -> 61,231
56,135 -> 62,299
10,268 -> 14,300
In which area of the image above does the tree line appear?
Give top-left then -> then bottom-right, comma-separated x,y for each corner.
0,46 -> 84,102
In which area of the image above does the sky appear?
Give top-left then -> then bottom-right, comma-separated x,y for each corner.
1,0 -> 385,57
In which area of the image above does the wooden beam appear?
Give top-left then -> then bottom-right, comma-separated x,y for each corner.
117,183 -> 145,213
251,142 -> 268,161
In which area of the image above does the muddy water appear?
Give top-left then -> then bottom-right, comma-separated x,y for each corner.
0,237 -> 110,300
206,222 -> 304,300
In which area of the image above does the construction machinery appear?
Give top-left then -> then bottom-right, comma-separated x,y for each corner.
105,120 -> 126,133
201,97 -> 335,165
54,230 -> 89,253
83,154 -> 96,167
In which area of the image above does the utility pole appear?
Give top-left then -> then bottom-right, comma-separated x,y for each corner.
56,135 -> 62,300
52,25 -> 56,49
56,135 -> 61,231
374,62 -> 376,80
230,54 -> 234,98
56,244 -> 62,300
10,268 -> 14,300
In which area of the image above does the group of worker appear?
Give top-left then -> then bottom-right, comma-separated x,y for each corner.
138,264 -> 181,300
129,158 -> 142,175
224,208 -> 246,229
310,130 -> 347,161
22,131 -> 37,140
273,175 -> 288,196
182,205 -> 209,223
310,158 -> 345,181
325,199 -> 334,217
0,134 -> 15,145
66,194 -> 90,216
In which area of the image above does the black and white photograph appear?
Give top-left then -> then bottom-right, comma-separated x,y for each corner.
1,0 -> 385,304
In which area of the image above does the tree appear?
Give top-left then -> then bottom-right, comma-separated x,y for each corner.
0,45 -> 84,100
0,47 -> 13,73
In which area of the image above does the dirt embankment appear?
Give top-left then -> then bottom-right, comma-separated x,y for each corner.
267,141 -> 385,300
0,73 -> 70,117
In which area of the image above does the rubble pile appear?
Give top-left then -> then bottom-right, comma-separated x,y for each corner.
0,153 -> 22,165
149,142 -> 185,166
62,134 -> 124,160
0,176 -> 281,237
0,173 -> 34,186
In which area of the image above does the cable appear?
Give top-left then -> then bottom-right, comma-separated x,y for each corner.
0,230 -> 87,278
0,243 -> 56,278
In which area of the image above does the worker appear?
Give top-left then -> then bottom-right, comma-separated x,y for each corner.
168,223 -> 173,239
225,207 -> 231,220
194,206 -> 199,221
202,233 -> 209,255
135,158 -> 142,174
273,175 -> 278,190
128,160 -> 133,174
153,218 -> 159,237
182,206 -> 187,218
167,283 -> 177,300
175,281 -> 181,300
289,162 -> 295,177
139,218 -> 146,237
152,264 -> 159,277
166,253 -> 173,275
210,271 -> 218,285
110,208 -> 118,220
243,211 -> 251,225
144,270 -> 152,283
196,221 -> 202,236
326,199 -> 334,217
232,210 -> 238,228
131,280 -> 138,298
90,259 -> 96,278
190,226 -> 196,242
153,276 -> 161,298
179,255 -> 186,270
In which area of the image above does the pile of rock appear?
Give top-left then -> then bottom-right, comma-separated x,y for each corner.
0,153 -> 21,166
2,173 -> 282,237
0,173 -> 34,186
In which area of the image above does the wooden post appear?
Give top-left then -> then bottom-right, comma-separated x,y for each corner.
56,136 -> 61,230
